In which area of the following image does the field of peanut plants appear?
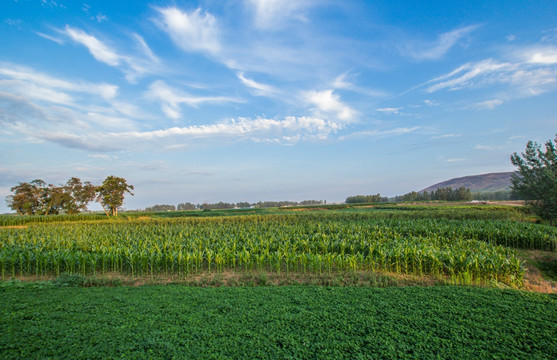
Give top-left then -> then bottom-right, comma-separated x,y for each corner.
1,205 -> 556,358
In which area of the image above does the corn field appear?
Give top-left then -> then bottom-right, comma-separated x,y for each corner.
2,213 -> 551,285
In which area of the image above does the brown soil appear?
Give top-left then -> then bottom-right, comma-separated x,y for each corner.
0,225 -> 28,229
520,250 -> 557,293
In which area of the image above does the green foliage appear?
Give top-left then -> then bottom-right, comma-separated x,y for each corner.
396,186 -> 472,202
145,204 -> 176,212
96,175 -> 134,216
511,135 -> 557,224
0,286 -> 555,359
5,177 -> 96,216
345,194 -> 385,203
3,211 -> 556,284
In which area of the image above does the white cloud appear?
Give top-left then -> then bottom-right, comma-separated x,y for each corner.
35,31 -> 65,44
446,158 -> 466,162
155,7 -> 221,55
64,26 -> 121,66
304,89 -> 355,121
423,99 -> 439,106
409,25 -> 480,60
237,72 -> 278,96
474,145 -> 503,151
146,80 -> 242,119
423,47 -> 557,99
527,48 -> 557,64
376,107 -> 401,115
475,99 -> 503,109
425,59 -> 513,93
117,116 -> 334,141
0,63 -> 118,102
61,26 -> 160,82
247,0 -> 314,29
430,133 -> 461,139
339,126 -> 419,140
93,13 -> 108,23
133,34 -> 159,64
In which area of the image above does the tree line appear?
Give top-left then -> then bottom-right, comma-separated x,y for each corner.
346,187 -> 472,204
394,187 -> 472,202
6,176 -> 133,217
345,194 -> 388,204
145,200 -> 327,212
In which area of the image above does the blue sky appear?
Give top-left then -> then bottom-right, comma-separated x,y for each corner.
1,0 -> 557,212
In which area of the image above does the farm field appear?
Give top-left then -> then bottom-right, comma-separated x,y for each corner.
1,204 -> 556,358
1,284 -> 556,359
1,205 -> 556,286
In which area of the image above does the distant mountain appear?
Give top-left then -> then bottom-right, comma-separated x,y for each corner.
420,172 -> 515,193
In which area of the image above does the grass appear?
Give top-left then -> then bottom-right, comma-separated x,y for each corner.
1,284 -> 555,359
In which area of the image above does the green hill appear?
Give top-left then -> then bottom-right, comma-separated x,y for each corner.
421,172 -> 514,193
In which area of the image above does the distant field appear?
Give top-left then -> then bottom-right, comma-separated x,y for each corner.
1,284 -> 555,359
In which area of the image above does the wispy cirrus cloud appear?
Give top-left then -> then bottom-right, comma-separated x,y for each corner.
64,26 -> 121,66
474,144 -> 504,151
146,80 -> 242,119
0,63 -> 118,101
407,25 -> 480,60
376,107 -> 401,115
237,72 -> 278,96
430,133 -> 461,139
155,7 -> 221,55
60,26 -> 160,82
246,0 -> 315,29
423,49 -> 557,99
15,115 -> 345,152
339,126 -> 419,141
475,99 -> 503,110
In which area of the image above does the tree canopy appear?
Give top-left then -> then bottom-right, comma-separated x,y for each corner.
511,135 -> 557,224
6,178 -> 94,215
96,176 -> 134,216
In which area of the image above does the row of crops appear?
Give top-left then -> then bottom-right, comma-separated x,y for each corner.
0,203 -> 529,226
2,213 -> 555,284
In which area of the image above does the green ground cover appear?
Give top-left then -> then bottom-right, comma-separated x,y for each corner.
1,284 -> 555,359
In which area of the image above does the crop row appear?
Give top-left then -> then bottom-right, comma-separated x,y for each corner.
0,215 -> 539,284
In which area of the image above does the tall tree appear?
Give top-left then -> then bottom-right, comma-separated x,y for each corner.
41,183 -> 66,215
511,135 -> 557,225
62,177 -> 96,215
96,176 -> 134,216
6,179 -> 46,215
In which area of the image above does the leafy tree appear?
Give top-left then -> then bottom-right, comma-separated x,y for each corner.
145,204 -> 176,212
6,179 -> 49,215
62,177 -> 96,215
41,183 -> 66,215
511,135 -> 557,225
96,176 -> 134,216
177,202 -> 197,211
345,194 -> 383,204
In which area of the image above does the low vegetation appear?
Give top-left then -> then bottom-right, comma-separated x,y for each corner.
1,284 -> 555,359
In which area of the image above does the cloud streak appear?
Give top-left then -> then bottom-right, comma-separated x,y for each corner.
408,25 -> 480,60
155,7 -> 221,55
61,26 -> 160,82
146,80 -> 243,119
